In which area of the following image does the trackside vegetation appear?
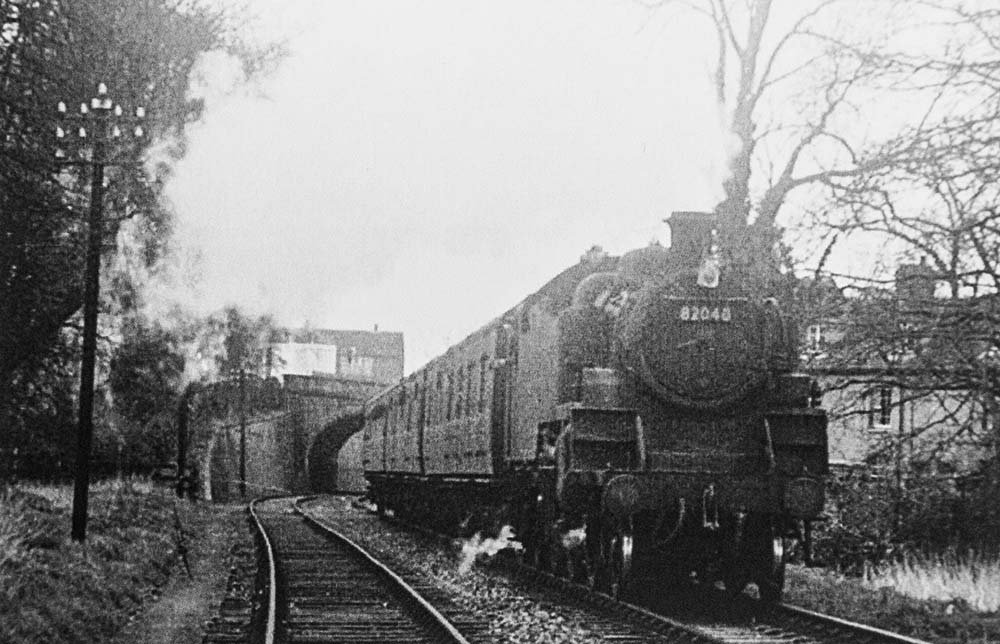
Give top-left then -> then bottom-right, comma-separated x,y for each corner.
0,478 -> 207,644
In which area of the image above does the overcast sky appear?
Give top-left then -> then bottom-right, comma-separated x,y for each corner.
159,1 -> 740,371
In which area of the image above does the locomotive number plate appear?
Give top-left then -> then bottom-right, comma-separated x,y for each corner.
678,304 -> 732,322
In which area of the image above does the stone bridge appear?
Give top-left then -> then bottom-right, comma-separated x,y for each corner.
194,375 -> 384,500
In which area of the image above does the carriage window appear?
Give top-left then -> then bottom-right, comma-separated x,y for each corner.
479,355 -> 488,412
435,372 -> 443,424
388,398 -> 396,435
403,387 -> 409,431
408,384 -> 416,430
466,360 -> 475,416
446,372 -> 454,421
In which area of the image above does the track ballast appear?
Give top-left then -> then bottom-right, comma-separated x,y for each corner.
249,496 -> 478,644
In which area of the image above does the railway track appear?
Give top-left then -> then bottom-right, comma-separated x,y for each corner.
304,496 -> 933,644
504,555 -> 934,644
247,496 -> 480,644
208,495 -> 932,644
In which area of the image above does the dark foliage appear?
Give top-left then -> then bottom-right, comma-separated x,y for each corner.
109,320 -> 184,427
811,465 -> 1000,573
0,0 -> 280,477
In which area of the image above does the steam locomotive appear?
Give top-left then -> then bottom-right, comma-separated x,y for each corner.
362,212 -> 828,601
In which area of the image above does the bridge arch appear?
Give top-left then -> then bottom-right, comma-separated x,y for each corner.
306,411 -> 364,492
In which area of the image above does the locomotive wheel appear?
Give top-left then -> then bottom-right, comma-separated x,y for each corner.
726,515 -> 785,602
723,513 -> 750,598
609,528 -> 634,600
526,492 -> 557,573
723,569 -> 749,598
585,516 -> 611,594
754,531 -> 785,603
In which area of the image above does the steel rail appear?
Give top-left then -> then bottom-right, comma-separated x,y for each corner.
327,498 -> 934,644
247,498 -> 278,644
775,601 -> 933,644
294,496 -> 472,644
502,556 -> 725,643
375,510 -> 720,642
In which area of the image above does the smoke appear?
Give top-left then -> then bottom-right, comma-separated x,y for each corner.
148,2 -> 731,371
457,525 -> 523,574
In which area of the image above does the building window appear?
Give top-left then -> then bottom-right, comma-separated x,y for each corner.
807,324 -> 824,353
869,387 -> 893,429
341,346 -> 375,378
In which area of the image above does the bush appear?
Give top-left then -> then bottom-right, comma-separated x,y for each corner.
0,478 -> 186,644
813,466 -> 976,574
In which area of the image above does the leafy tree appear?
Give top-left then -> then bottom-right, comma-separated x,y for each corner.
0,0 -> 280,474
108,319 -> 185,425
216,306 -> 279,378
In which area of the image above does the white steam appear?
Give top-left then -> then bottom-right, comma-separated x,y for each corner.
560,526 -> 587,551
151,2 -> 730,371
457,525 -> 523,574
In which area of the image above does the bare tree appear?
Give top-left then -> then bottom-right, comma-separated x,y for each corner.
641,5 -> 1000,545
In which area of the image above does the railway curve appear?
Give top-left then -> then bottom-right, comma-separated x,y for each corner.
248,495 -> 479,643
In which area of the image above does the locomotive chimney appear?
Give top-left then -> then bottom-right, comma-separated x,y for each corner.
665,211 -> 717,270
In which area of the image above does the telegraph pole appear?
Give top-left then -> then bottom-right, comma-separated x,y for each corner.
55,83 -> 145,541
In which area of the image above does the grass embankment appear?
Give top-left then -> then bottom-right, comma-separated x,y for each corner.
0,478 -> 208,644
785,559 -> 1000,643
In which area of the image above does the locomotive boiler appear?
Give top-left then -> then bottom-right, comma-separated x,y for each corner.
362,211 -> 828,601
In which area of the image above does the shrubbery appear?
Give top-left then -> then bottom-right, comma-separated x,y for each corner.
812,465 -> 1000,574
0,479 -> 189,644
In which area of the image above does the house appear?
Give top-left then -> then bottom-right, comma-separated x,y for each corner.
270,328 -> 404,386
798,264 -> 997,474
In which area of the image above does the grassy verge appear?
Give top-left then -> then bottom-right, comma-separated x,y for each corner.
867,552 -> 1000,614
0,478 -> 203,644
785,564 -> 1000,643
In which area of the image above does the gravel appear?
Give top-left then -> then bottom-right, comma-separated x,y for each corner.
302,495 -> 661,644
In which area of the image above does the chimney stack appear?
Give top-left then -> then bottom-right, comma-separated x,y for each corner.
665,211 -> 717,270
